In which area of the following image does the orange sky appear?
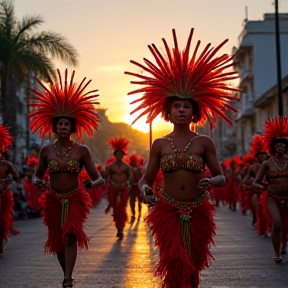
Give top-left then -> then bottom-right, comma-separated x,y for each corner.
13,0 -> 287,134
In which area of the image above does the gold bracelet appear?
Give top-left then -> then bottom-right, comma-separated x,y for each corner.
91,176 -> 105,188
32,176 -> 47,189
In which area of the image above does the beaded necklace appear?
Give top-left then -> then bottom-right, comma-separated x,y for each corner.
170,138 -> 192,153
271,158 -> 288,172
54,140 -> 74,157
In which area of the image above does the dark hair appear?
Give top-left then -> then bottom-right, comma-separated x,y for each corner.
270,138 -> 288,155
161,96 -> 201,123
52,116 -> 76,134
113,150 -> 125,156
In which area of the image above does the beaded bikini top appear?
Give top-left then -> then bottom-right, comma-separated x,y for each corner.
267,158 -> 288,179
48,159 -> 82,173
160,136 -> 205,173
160,153 -> 204,173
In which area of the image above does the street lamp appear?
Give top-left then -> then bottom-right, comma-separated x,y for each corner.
275,0 -> 283,115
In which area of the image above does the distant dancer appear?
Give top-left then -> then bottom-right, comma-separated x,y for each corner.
0,125 -> 18,255
253,116 -> 288,263
105,137 -> 131,238
129,154 -> 144,221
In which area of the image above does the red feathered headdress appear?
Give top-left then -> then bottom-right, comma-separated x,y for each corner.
243,153 -> 256,167
263,116 -> 288,154
27,155 -> 38,167
27,69 -> 100,141
129,154 -> 140,165
250,135 -> 265,156
108,137 -> 129,154
0,124 -> 12,152
125,28 -> 239,129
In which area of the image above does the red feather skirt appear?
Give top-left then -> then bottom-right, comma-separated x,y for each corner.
0,190 -> 14,242
24,178 -> 42,213
107,186 -> 129,231
146,193 -> 215,287
40,187 -> 92,254
257,191 -> 272,236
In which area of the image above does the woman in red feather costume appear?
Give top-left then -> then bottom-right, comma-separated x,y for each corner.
27,69 -> 105,287
254,116 -> 288,263
125,28 -> 239,288
105,137 -> 131,238
0,125 -> 18,255
243,135 -> 270,228
24,156 -> 42,215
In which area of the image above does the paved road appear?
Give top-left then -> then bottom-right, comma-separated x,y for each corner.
0,200 -> 287,288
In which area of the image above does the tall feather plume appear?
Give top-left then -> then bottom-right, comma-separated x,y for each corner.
27,69 -> 100,141
108,137 -> 130,154
262,116 -> 288,153
125,28 -> 239,128
250,135 -> 265,156
0,125 -> 12,152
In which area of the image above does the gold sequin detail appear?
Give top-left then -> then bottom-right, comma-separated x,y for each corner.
160,153 -> 204,173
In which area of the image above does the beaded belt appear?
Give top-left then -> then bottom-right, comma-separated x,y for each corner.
49,186 -> 79,197
268,193 -> 288,206
162,191 -> 209,212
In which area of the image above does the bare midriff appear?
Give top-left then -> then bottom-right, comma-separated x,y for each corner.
49,172 -> 79,194
163,170 -> 205,201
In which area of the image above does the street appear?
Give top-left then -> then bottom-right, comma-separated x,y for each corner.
0,200 -> 288,288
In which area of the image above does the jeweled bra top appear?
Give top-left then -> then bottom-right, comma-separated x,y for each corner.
160,153 -> 205,173
160,136 -> 205,173
48,159 -> 82,173
267,158 -> 288,179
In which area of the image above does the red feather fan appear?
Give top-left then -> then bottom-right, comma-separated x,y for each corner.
125,28 -> 239,129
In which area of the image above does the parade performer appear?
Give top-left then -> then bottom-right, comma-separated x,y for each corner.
125,28 -> 239,287
253,116 -> 288,263
238,154 -> 255,215
226,158 -> 240,211
105,137 -> 131,238
0,125 -> 18,255
243,135 -> 270,230
129,154 -> 144,221
24,155 -> 42,215
27,69 -> 105,287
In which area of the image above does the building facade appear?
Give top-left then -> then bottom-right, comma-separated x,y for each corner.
213,13 -> 288,160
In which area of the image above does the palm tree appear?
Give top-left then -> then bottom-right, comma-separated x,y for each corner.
0,0 -> 78,160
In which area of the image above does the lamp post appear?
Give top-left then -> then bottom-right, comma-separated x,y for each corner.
149,121 -> 152,148
275,0 -> 283,115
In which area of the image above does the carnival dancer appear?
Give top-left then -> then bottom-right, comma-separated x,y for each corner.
24,155 -> 42,215
105,137 -> 131,238
129,154 -> 143,221
238,154 -> 254,215
27,69 -> 105,287
243,135 -> 270,230
125,28 -> 239,287
253,116 -> 288,263
0,125 -> 18,255
226,158 -> 240,211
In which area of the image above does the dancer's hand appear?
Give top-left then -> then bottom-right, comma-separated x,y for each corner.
198,178 -> 211,191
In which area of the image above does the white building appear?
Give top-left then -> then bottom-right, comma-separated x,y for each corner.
213,13 -> 288,159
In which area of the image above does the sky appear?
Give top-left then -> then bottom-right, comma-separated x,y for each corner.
12,0 -> 288,133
